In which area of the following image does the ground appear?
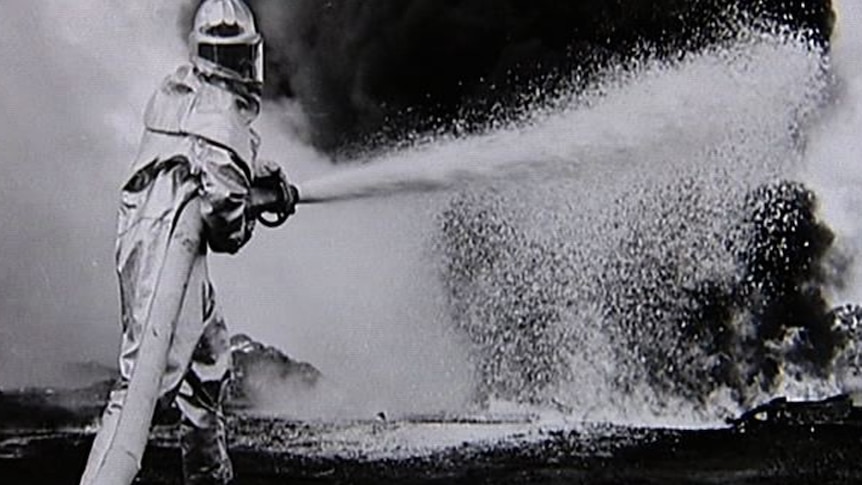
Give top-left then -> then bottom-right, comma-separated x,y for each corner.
2,394 -> 861,484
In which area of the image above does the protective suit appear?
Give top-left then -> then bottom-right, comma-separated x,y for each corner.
80,64 -> 258,485
81,1 -> 283,483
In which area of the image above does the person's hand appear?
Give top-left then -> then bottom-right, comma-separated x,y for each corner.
250,160 -> 297,227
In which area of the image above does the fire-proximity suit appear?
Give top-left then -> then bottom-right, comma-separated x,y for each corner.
80,1 -> 292,484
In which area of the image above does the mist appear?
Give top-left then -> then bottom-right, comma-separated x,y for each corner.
0,1 -> 189,388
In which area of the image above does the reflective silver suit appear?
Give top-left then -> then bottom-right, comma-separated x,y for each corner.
85,64 -> 261,485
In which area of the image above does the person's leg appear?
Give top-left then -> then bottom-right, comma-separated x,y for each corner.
176,306 -> 233,485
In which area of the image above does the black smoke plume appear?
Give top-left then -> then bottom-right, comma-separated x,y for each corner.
233,0 -> 834,153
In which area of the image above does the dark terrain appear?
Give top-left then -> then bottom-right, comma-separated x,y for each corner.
3,385 -> 862,484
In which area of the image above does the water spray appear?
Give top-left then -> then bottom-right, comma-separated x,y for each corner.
293,164 -> 469,205
293,172 -> 451,205
291,142 -> 561,205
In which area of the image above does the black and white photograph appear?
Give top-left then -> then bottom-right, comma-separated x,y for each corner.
0,1 -> 859,484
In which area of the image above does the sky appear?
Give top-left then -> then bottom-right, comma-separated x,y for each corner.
0,1 -> 189,386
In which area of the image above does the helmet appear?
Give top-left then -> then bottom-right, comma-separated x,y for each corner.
189,0 -> 263,86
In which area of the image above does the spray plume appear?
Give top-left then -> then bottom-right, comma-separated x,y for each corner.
246,0 -> 833,152
271,18 -> 844,423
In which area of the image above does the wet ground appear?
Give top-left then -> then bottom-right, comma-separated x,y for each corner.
2,398 -> 862,485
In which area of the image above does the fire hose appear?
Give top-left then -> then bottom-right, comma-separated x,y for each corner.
81,198 -> 203,485
83,179 -> 301,484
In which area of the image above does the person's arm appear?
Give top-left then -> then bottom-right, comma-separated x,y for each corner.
194,137 -> 255,254
195,140 -> 297,252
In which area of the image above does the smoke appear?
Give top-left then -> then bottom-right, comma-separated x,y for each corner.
799,0 -> 862,393
803,0 -> 862,303
0,1 -> 191,388
246,0 -> 833,152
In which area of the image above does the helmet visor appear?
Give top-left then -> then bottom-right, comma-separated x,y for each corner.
197,40 -> 263,84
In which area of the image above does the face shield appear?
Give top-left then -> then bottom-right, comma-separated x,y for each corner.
195,36 -> 264,85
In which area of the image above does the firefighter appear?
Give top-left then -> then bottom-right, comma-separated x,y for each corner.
79,1 -> 295,483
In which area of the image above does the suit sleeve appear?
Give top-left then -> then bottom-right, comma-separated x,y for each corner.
192,137 -> 255,254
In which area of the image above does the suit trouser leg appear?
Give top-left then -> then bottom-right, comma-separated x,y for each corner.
177,311 -> 233,485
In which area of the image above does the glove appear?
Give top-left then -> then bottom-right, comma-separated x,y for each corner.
251,160 -> 297,228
